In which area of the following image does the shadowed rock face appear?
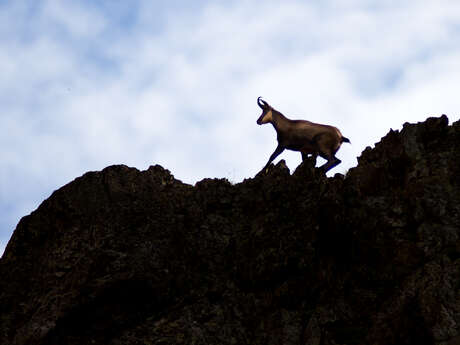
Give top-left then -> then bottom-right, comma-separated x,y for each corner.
1,115 -> 459,345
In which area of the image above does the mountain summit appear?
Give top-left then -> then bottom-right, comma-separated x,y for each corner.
1,115 -> 459,345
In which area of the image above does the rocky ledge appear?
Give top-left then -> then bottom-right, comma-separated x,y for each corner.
1,115 -> 459,345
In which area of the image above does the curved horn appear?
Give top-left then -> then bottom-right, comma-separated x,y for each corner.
257,96 -> 267,109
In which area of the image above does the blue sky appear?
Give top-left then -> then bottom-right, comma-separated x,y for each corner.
1,0 -> 460,256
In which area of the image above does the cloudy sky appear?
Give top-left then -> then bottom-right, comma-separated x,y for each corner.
1,0 -> 460,256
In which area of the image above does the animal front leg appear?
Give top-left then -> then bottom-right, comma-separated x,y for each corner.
301,152 -> 308,161
263,145 -> 285,171
301,152 -> 318,167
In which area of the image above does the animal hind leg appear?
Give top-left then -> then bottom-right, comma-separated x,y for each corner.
315,134 -> 341,172
320,156 -> 341,172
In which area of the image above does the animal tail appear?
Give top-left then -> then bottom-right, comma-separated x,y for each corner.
341,136 -> 351,143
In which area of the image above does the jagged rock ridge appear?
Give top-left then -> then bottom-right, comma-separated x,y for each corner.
1,115 -> 459,345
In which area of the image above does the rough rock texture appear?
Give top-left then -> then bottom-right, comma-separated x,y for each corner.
1,115 -> 460,345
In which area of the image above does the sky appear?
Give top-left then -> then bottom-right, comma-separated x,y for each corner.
1,0 -> 460,257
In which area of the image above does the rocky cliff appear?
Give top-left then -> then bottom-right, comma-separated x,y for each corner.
1,115 -> 459,345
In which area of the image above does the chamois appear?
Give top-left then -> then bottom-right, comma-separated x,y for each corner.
256,97 -> 350,173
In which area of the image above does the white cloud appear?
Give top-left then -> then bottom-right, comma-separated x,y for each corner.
1,0 -> 460,256
41,0 -> 107,38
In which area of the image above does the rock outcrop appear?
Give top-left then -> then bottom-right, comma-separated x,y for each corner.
1,115 -> 459,345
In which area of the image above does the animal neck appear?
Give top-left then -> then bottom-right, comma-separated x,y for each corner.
270,110 -> 290,132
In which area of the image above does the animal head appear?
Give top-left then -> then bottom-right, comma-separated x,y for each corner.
256,97 -> 273,125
